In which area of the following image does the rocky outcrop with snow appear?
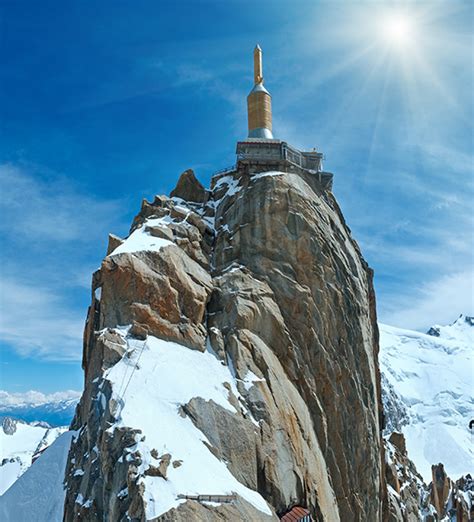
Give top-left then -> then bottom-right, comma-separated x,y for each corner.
379,315 -> 473,482
384,431 -> 437,521
61,166 -> 386,521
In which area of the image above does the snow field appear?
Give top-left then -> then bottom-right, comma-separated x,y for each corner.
379,319 -> 473,481
105,332 -> 272,519
0,422 -> 66,495
0,431 -> 76,521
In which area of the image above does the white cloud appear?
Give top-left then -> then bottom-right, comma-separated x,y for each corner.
0,163 -> 126,361
418,142 -> 473,179
0,277 -> 84,361
381,269 -> 474,331
0,163 -> 125,243
0,389 -> 81,408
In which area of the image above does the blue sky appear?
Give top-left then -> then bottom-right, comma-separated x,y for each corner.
0,0 -> 472,396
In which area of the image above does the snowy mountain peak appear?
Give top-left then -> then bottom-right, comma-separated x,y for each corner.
0,392 -> 79,427
0,416 -> 67,495
426,313 -> 474,342
380,319 -> 473,482
1,417 -> 52,436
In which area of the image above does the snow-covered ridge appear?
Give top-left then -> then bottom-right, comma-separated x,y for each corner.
0,417 -> 67,495
379,315 -> 473,481
426,314 -> 474,343
0,431 -> 76,521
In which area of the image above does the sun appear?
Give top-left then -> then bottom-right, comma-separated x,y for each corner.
380,12 -> 416,48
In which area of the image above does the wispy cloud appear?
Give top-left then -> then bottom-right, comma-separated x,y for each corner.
338,135 -> 473,331
0,163 -> 125,244
0,276 -> 85,360
383,268 -> 474,331
170,61 -> 245,136
0,163 -> 126,361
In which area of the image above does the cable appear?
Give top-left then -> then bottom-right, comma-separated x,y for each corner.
120,338 -> 148,401
115,349 -> 133,401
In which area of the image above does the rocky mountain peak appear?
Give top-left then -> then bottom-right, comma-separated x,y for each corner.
426,313 -> 474,343
63,166 -> 389,521
1,417 -> 19,435
169,168 -> 209,203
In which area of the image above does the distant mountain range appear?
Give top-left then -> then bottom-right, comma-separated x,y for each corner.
0,392 -> 80,496
0,393 -> 80,427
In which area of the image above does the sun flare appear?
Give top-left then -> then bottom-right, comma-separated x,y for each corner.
380,12 -> 416,48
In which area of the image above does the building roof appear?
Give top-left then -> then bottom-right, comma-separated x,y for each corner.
280,506 -> 311,521
237,138 -> 282,145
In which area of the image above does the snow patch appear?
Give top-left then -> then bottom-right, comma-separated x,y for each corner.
0,460 -> 21,496
0,420 -> 66,495
109,217 -> 174,257
75,493 -> 93,508
213,175 -> 242,199
241,370 -> 265,391
251,171 -> 284,180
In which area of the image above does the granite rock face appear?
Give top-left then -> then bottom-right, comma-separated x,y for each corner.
430,463 -> 451,518
169,168 -> 208,203
64,167 -> 387,521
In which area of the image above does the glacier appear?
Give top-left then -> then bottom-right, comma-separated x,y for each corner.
0,418 -> 67,495
379,315 -> 473,481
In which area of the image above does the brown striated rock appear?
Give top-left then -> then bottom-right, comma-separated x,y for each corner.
129,321 -> 149,340
146,224 -> 174,241
170,168 -> 208,203
450,474 -> 473,521
431,463 -> 451,518
389,432 -> 407,455
99,245 -> 212,351
106,233 -> 124,255
182,397 -> 259,489
145,454 -> 171,479
207,171 -> 384,521
99,328 -> 127,368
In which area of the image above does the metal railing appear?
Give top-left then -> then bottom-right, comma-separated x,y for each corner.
213,165 -> 235,176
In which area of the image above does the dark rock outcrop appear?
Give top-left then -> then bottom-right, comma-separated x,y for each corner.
381,374 -> 409,436
431,463 -> 451,518
447,474 -> 473,521
170,169 -> 208,203
1,417 -> 18,435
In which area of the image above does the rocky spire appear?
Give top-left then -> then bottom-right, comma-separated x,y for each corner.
63,164 -> 388,521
